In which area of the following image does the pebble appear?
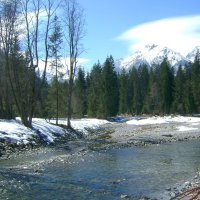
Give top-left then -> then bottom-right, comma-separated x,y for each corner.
184,181 -> 191,187
120,194 -> 128,199
170,192 -> 176,197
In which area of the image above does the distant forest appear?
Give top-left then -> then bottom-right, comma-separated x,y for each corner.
68,54 -> 200,118
1,52 -> 200,121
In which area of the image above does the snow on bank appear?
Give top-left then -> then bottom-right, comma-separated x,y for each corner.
1,116 -> 199,145
177,126 -> 198,132
126,117 -> 167,125
32,119 -> 66,143
0,120 -> 35,144
0,118 -> 109,145
126,116 -> 200,125
126,116 -> 200,133
51,118 -> 109,134
0,119 -> 65,144
71,118 -> 108,134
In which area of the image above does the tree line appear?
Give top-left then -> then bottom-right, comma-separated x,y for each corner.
1,49 -> 200,124
46,53 -> 200,120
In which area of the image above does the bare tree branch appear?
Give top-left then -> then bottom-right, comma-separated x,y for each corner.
62,0 -> 85,128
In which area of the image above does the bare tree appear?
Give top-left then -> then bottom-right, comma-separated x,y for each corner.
42,0 -> 60,85
63,0 -> 85,128
0,0 -> 17,120
0,0 -> 60,127
21,0 -> 41,127
20,0 -> 58,127
0,0 -> 31,125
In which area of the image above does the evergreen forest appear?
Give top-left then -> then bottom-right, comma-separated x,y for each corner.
1,53 -> 200,122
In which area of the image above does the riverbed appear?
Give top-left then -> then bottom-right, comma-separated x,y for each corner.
0,136 -> 200,200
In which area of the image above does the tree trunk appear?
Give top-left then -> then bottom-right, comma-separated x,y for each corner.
67,71 -> 73,128
21,115 -> 31,128
56,59 -> 58,125
67,82 -> 73,128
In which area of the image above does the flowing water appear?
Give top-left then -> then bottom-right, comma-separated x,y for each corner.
0,139 -> 200,200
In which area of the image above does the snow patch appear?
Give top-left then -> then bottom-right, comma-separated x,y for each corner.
0,120 -> 35,144
127,116 -> 168,125
0,118 -> 65,145
177,126 -> 198,132
126,116 -> 200,125
52,118 -> 109,134
32,118 -> 65,143
0,118 -> 108,145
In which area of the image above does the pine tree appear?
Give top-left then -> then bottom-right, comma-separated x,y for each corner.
46,79 -> 68,120
173,66 -> 185,114
48,14 -> 63,124
35,77 -> 49,118
183,64 -> 196,113
126,69 -> 134,114
100,56 -> 119,118
191,51 -> 200,112
73,67 -> 87,117
145,67 -> 156,114
119,68 -> 128,114
131,67 -> 141,114
157,58 -> 174,114
46,77 -> 57,119
87,62 -> 102,117
138,64 -> 149,113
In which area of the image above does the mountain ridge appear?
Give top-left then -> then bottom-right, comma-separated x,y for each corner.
115,44 -> 200,72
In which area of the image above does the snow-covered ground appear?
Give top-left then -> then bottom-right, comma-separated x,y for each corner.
0,115 -> 200,146
127,116 -> 200,132
52,118 -> 108,134
0,120 -> 36,145
0,118 -> 108,145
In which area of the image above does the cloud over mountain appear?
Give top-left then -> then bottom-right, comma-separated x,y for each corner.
117,15 -> 200,56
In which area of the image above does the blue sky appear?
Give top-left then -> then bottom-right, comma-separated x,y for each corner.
78,0 -> 200,69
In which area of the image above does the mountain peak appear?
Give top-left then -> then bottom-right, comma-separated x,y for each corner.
115,44 -> 190,71
186,46 -> 200,62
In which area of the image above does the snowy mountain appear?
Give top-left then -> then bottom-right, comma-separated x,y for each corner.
38,45 -> 200,80
115,44 -> 191,71
186,46 -> 200,62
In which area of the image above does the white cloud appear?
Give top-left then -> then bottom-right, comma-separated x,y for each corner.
117,15 -> 200,56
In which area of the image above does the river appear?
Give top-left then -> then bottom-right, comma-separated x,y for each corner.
0,139 -> 200,200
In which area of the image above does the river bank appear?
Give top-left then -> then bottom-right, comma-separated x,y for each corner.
0,115 -> 200,199
1,115 -> 200,151
101,119 -> 200,147
0,118 -> 108,158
